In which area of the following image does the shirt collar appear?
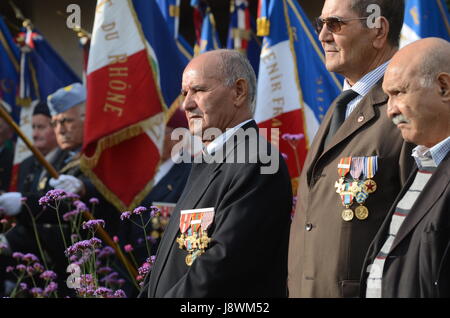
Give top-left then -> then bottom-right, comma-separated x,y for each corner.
412,136 -> 450,168
205,119 -> 253,155
342,60 -> 390,97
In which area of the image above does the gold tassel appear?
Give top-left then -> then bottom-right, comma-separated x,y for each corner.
257,17 -> 270,37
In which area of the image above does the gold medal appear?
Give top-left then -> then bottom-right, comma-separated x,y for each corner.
363,179 -> 377,194
185,253 -> 193,266
342,208 -> 354,222
355,205 -> 369,220
349,181 -> 361,195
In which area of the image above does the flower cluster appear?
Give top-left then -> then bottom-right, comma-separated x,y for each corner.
7,252 -> 58,298
82,219 -> 105,231
136,256 -> 156,285
38,189 -> 80,207
65,238 -> 102,257
120,206 -> 160,221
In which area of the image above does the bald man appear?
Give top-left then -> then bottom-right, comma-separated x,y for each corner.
139,50 -> 292,297
361,38 -> 450,298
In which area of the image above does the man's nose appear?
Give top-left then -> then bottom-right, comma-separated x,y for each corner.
318,23 -> 333,43
181,91 -> 196,112
386,98 -> 399,118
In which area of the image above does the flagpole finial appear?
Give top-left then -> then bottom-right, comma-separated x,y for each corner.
257,17 -> 270,36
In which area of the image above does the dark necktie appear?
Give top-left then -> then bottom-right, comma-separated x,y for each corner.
324,89 -> 359,147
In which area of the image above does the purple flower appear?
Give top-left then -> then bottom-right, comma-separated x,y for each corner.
65,238 -> 102,256
113,236 -> 119,243
113,289 -> 126,298
22,253 -> 39,263
281,152 -> 288,160
0,218 -> 8,224
0,243 -> 8,250
16,264 -> 26,272
73,200 -> 88,212
138,262 -> 151,277
89,197 -> 99,205
43,282 -> 58,296
124,244 -> 133,253
147,256 -> 156,265
149,206 -> 160,218
97,266 -> 112,275
133,206 -> 147,215
100,272 -> 119,284
38,189 -> 66,206
30,287 -> 43,297
6,266 -> 14,273
32,262 -> 44,273
20,282 -> 28,291
21,197 -> 27,202
12,252 -> 24,260
97,246 -> 115,259
82,219 -> 105,230
120,211 -> 131,221
40,270 -> 57,281
93,287 -> 113,297
63,209 -> 80,221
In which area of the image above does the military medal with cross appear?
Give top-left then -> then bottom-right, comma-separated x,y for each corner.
335,157 -> 354,221
335,156 -> 378,222
176,208 -> 215,266
350,157 -> 369,220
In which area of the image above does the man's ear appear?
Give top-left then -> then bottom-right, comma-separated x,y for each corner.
234,78 -> 248,107
437,72 -> 450,101
372,16 -> 390,50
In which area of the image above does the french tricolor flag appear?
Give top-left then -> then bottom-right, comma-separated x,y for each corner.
82,0 -> 170,212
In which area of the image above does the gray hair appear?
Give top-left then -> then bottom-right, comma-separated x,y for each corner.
214,49 -> 257,114
349,0 -> 405,47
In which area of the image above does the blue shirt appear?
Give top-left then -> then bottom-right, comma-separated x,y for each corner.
342,61 -> 390,118
412,136 -> 450,169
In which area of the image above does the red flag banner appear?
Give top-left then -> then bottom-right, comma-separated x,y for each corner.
81,0 -> 165,211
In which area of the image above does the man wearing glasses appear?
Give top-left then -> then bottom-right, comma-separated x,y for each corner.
288,0 -> 414,298
0,83 -> 122,296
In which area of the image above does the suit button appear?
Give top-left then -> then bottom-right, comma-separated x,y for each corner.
305,223 -> 313,231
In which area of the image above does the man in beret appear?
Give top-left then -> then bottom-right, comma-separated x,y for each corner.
0,83 -> 121,296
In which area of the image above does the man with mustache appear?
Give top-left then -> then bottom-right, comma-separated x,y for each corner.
139,49 -> 292,297
361,37 -> 450,298
288,0 -> 414,297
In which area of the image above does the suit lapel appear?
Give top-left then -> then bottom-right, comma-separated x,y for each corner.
306,81 -> 388,185
389,154 -> 450,253
149,162 -> 217,296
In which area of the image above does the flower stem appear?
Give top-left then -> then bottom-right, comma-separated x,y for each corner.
140,214 -> 152,259
24,203 -> 48,269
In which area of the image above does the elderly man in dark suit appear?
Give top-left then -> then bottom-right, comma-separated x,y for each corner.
288,0 -> 415,297
361,37 -> 450,298
139,49 -> 292,298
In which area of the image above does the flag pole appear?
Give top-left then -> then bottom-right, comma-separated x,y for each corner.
0,106 -> 138,279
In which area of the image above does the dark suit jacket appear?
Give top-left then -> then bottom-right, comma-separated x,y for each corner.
141,121 -> 292,298
0,142 -> 14,192
360,152 -> 450,298
288,80 -> 415,297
